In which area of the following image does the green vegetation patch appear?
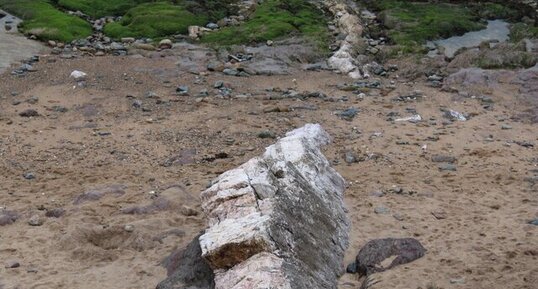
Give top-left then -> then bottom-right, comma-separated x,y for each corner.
57,0 -> 150,18
202,0 -> 328,49
509,23 -> 538,42
469,2 -> 522,21
0,0 -> 92,41
103,1 -> 207,39
57,0 -> 237,19
369,0 -> 484,53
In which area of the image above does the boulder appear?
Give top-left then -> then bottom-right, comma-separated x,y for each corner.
198,123 -> 350,289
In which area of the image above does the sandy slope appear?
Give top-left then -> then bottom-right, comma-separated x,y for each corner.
0,53 -> 536,289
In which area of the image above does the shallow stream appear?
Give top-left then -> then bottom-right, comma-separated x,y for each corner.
428,19 -> 510,58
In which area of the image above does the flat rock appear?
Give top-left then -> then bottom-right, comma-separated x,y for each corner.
349,238 -> 426,276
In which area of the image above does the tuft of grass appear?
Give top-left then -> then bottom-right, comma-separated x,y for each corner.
0,0 -> 92,41
201,0 -> 328,50
103,2 -> 207,39
509,22 -> 538,42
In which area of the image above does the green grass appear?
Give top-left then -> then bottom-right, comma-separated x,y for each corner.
365,0 -> 486,53
57,0 -> 236,19
201,0 -> 328,49
367,0 -> 486,53
57,0 -> 150,18
469,3 -> 522,20
103,2 -> 207,39
509,22 -> 538,42
0,0 -> 92,41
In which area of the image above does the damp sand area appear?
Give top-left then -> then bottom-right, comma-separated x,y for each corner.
0,10 -> 45,73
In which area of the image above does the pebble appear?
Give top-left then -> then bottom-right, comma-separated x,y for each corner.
214,80 -> 224,88
132,100 -> 143,109
431,155 -> 456,163
374,206 -> 390,214
257,131 -> 276,139
28,214 -> 43,226
346,262 -> 358,273
501,124 -> 513,130
223,68 -> 239,76
145,91 -> 158,98
336,107 -> 359,121
432,210 -> 448,220
450,278 -> 465,284
23,172 -> 35,180
438,163 -> 457,171
344,151 -> 358,164
159,39 -> 173,49
206,22 -> 219,29
52,105 -> 68,113
176,86 -> 189,96
124,224 -> 135,232
369,191 -> 384,197
19,109 -> 39,117
5,261 -> 20,268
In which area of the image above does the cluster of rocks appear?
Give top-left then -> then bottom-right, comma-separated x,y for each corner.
316,0 -> 365,78
46,32 -> 176,58
10,55 -> 39,76
188,1 -> 256,39
360,9 -> 388,55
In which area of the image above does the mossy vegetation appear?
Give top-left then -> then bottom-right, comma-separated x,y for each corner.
365,0 -> 485,53
509,23 -> 538,42
469,2 -> 522,21
103,2 -> 207,39
474,42 -> 537,69
57,0 -> 148,18
56,0 -> 237,19
0,0 -> 92,41
202,0 -> 329,50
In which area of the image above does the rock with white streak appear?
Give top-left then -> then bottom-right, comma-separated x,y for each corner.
199,123 -> 349,289
320,1 -> 364,78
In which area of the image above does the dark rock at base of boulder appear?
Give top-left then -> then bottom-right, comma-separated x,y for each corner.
156,234 -> 215,289
349,238 -> 426,277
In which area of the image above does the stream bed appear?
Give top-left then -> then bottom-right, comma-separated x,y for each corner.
0,9 -> 45,74
428,20 -> 510,58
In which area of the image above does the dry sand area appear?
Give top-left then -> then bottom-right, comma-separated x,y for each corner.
0,54 -> 536,289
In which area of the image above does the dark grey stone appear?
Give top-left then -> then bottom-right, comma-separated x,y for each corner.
156,234 -> 215,289
349,238 -> 426,277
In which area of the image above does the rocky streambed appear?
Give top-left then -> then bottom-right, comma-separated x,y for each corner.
0,10 -> 45,74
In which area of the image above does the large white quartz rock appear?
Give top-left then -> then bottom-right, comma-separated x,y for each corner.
199,123 -> 350,289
